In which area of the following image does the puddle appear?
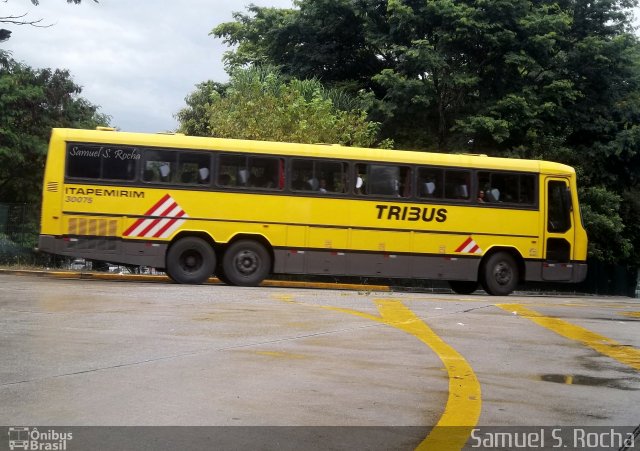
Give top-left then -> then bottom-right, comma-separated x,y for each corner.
540,374 -> 639,390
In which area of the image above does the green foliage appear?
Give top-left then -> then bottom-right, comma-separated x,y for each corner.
175,80 -> 227,137
0,56 -> 110,203
213,0 -> 640,266
579,186 -> 632,264
211,1 -> 382,89
177,66 -> 385,148
620,188 -> 640,266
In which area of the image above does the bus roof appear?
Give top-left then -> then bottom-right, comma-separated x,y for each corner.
51,128 -> 576,175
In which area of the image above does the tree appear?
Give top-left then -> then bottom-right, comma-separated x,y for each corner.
213,0 -> 640,266
175,80 -> 227,137
1,0 -> 98,42
176,66 -> 388,148
0,55 -> 110,203
213,0 -> 385,92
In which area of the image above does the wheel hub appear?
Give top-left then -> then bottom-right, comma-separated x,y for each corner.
181,251 -> 202,272
494,262 -> 512,285
236,251 -> 258,275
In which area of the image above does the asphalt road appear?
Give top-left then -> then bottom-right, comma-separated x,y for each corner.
0,273 -> 638,450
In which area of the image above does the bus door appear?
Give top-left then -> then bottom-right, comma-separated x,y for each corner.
542,178 -> 574,281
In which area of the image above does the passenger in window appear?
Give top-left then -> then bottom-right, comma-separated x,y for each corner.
477,190 -> 485,202
392,179 -> 400,197
198,167 -> 210,184
319,179 -> 327,194
307,178 -> 319,191
355,174 -> 365,195
454,184 -> 468,199
219,173 -> 232,186
486,188 -> 500,202
422,181 -> 436,197
237,169 -> 250,186
159,164 -> 171,182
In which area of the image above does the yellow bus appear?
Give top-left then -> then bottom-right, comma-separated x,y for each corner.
38,128 -> 588,295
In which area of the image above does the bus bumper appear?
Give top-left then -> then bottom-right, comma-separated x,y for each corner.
38,234 -> 167,268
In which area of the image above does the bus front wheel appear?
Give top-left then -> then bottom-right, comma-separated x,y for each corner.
222,240 -> 271,287
481,252 -> 519,296
166,237 -> 216,284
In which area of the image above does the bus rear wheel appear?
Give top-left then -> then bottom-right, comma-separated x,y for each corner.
166,237 -> 216,284
481,252 -> 518,296
449,281 -> 479,295
222,240 -> 271,287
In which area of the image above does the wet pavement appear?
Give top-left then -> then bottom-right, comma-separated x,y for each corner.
0,274 -> 638,449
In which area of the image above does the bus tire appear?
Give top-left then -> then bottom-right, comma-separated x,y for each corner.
222,239 -> 271,287
166,237 -> 216,284
449,281 -> 479,295
481,252 -> 518,296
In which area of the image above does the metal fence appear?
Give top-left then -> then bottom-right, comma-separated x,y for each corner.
0,203 -> 40,264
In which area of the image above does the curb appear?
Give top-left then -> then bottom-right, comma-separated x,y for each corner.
0,268 -> 391,292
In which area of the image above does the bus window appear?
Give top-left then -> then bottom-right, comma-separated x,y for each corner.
356,164 -> 411,197
248,156 -> 282,189
548,180 -> 571,233
102,147 -> 138,181
492,173 -> 519,202
478,171 -> 536,205
444,170 -> 470,200
67,145 -> 102,179
291,160 -> 313,190
177,153 -> 211,185
66,144 -> 137,181
291,159 -> 347,194
417,167 -> 444,199
317,161 -> 347,194
143,149 -> 178,183
218,154 -> 283,190
520,174 -> 536,204
218,154 -> 244,186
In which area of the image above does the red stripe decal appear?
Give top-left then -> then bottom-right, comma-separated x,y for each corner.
144,194 -> 171,216
469,244 -> 479,253
153,210 -> 186,238
123,219 -> 144,237
138,202 -> 178,237
455,237 -> 473,253
123,194 -> 172,236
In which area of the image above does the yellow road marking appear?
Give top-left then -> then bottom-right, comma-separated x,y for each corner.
253,350 -> 307,359
497,304 -> 640,371
622,311 -> 640,319
314,299 -> 481,451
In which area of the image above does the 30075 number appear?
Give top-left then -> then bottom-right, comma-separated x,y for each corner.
65,196 -> 93,203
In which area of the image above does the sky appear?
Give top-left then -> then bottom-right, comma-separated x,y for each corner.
1,0 -> 293,133
2,1 -> 639,134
